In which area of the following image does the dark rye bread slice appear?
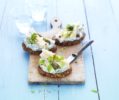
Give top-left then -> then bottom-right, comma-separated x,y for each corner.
22,43 -> 57,55
38,66 -> 72,78
54,33 -> 86,46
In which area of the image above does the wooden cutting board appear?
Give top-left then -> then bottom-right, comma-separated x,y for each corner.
28,18 -> 85,84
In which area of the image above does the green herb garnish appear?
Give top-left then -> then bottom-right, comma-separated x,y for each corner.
51,62 -> 60,70
47,55 -> 64,70
47,63 -> 53,72
91,89 -> 98,93
48,55 -> 64,62
66,24 -> 74,31
39,59 -> 45,65
27,33 -> 37,44
58,61 -> 65,68
31,90 -> 35,93
43,38 -> 51,44
54,55 -> 64,61
47,56 -> 54,62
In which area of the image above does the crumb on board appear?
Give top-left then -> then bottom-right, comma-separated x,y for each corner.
31,90 -> 35,93
91,89 -> 98,93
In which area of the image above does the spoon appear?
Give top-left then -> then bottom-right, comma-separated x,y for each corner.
67,40 -> 94,64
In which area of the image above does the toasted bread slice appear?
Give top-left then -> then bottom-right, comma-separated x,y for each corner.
22,43 -> 57,55
54,33 -> 85,46
38,66 -> 72,78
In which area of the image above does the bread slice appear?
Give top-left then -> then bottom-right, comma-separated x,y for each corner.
38,66 -> 72,78
22,43 -> 57,55
54,33 -> 85,46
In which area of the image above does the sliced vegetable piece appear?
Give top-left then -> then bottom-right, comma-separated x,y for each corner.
39,59 -> 45,65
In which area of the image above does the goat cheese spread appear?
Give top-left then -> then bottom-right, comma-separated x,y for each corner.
38,49 -> 70,74
24,33 -> 55,51
55,24 -> 84,42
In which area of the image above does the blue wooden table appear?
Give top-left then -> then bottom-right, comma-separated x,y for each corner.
0,0 -> 119,100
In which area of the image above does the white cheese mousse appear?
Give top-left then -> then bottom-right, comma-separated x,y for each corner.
38,49 -> 70,74
24,33 -> 56,51
54,24 -> 84,43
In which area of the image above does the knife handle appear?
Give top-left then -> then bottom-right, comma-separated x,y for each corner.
77,40 -> 94,55
70,40 -> 94,64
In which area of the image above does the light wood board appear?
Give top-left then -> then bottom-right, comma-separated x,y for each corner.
28,17 -> 85,84
28,44 -> 85,84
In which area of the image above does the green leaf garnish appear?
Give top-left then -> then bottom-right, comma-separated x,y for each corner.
66,24 -> 74,31
62,31 -> 72,38
39,59 -> 45,65
91,89 -> 98,93
47,55 -> 65,70
43,38 -> 51,44
31,90 -> 35,93
47,56 -> 53,62
48,55 -> 64,62
51,62 -> 60,70
47,63 -> 53,72
57,61 -> 65,68
27,33 -> 37,44
54,55 -> 64,61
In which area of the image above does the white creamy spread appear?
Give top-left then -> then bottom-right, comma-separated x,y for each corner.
38,49 -> 70,74
55,24 -> 84,43
24,33 -> 55,51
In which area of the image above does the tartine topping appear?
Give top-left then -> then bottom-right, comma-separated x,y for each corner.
55,23 -> 84,42
38,49 -> 70,74
24,33 -> 55,51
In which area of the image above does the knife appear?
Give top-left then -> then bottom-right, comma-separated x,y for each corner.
67,40 -> 94,64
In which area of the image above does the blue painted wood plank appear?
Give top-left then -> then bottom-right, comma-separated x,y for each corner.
0,0 -> 60,100
84,0 -> 119,99
47,0 -> 57,30
43,0 -> 59,100
0,0 -> 46,100
57,0 -> 99,100
109,0 -> 119,28
0,0 -> 101,100
0,0 -> 7,30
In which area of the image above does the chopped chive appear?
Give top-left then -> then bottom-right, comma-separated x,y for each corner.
31,90 -> 35,93
43,38 -> 51,44
91,89 -> 98,93
28,33 -> 37,44
66,24 -> 74,31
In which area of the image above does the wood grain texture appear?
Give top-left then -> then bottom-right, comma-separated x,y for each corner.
84,0 -> 119,100
56,0 -> 98,100
28,44 -> 85,84
0,0 -> 110,100
0,0 -> 45,100
29,16 -> 85,84
0,0 -> 7,30
44,1 -> 59,100
109,0 -> 119,27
